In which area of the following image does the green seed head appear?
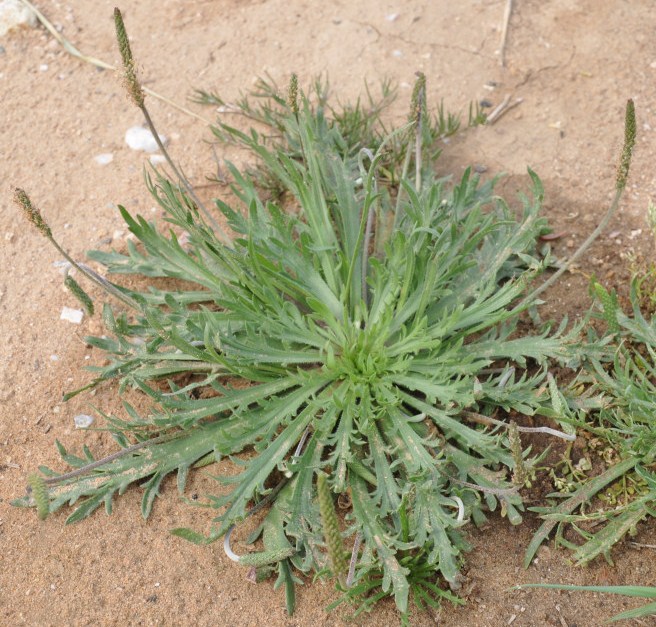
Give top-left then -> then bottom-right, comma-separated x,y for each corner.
647,201 -> 656,234
27,473 -> 49,521
114,7 -> 145,108
288,73 -> 299,116
14,188 -> 52,238
317,472 -> 348,583
238,547 -> 295,567
616,99 -> 636,191
509,421 -> 527,487
65,275 -> 95,316
410,71 -> 426,125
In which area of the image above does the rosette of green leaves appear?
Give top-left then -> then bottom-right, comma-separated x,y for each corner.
16,88 -> 580,616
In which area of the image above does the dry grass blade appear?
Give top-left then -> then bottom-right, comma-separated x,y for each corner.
18,0 -> 211,124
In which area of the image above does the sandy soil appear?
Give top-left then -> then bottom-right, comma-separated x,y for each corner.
2,1 -> 656,625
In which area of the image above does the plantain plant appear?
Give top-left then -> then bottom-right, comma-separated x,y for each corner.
13,8 -> 634,623
524,268 -> 656,570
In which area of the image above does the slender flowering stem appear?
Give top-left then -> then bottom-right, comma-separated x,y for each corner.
516,100 -> 636,310
113,7 -> 226,239
13,188 -> 139,309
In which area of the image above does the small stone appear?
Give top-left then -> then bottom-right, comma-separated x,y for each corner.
94,153 -> 114,165
474,164 -> 488,174
149,154 -> 166,165
125,126 -> 167,153
73,414 -> 94,429
39,63 -> 48,72
53,260 -> 72,275
392,49 -> 403,58
386,13 -> 399,22
0,0 -> 37,37
60,307 -> 83,324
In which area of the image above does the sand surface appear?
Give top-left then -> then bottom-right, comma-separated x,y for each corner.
2,1 -> 656,625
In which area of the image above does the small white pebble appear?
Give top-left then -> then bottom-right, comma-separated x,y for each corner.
112,229 -> 124,240
39,63 -> 48,72
50,354 -> 59,361
60,307 -> 84,324
94,152 -> 114,165
0,0 -> 37,36
650,60 -> 656,69
53,260 -> 72,274
149,154 -> 166,165
392,49 -> 403,58
125,126 -> 166,153
74,414 -> 94,429
386,13 -> 399,22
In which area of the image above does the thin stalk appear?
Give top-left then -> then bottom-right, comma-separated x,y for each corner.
346,532 -> 362,588
361,199 -> 376,308
392,73 -> 426,232
514,187 -> 623,311
515,99 -> 636,311
499,0 -> 513,67
461,410 -> 576,442
415,102 -> 423,192
391,131 -> 414,232
49,239 -> 138,309
113,8 -> 226,239
140,106 -> 226,239
13,189 -> 139,310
